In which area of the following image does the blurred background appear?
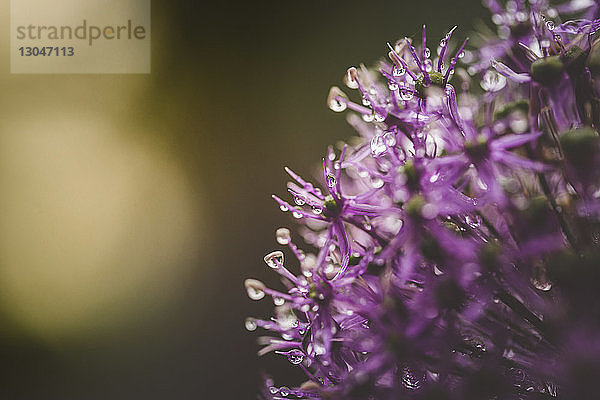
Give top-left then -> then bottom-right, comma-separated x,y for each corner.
0,1 -> 486,399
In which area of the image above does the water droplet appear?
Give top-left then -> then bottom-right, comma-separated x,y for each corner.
401,367 -> 423,390
313,342 -> 326,355
293,195 -> 306,206
531,277 -> 552,291
383,131 -> 396,146
439,39 -> 446,47
516,11 -> 528,22
269,386 -> 279,394
393,65 -> 406,77
374,111 -> 386,122
344,66 -> 359,89
312,207 -> 323,215
245,317 -> 257,331
400,89 -> 414,100
280,204 -> 289,212
371,133 -> 387,157
244,279 -> 266,300
424,59 -> 433,72
279,386 -> 290,396
546,21 -> 555,31
388,81 -> 399,91
371,177 -> 384,188
333,161 -> 341,170
273,296 -> 285,306
286,350 -> 304,365
362,112 -> 375,122
458,50 -> 465,59
429,172 -> 440,183
362,97 -> 371,106
292,211 -> 303,219
492,13 -> 504,25
480,70 -> 506,92
276,228 -> 291,245
327,86 -> 348,112
264,251 -> 284,269
424,47 -> 431,58
326,174 -> 337,188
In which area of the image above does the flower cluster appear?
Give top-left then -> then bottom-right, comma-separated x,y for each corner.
245,1 -> 600,399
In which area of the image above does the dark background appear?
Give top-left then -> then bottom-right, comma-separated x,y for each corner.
0,1 -> 486,399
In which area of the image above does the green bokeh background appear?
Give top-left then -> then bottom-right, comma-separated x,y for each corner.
0,1 -> 486,398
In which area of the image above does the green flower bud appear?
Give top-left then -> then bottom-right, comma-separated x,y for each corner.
561,45 -> 587,75
415,71 -> 445,97
587,40 -> 600,75
404,194 -> 426,219
559,127 -> 599,167
323,195 -> 341,217
530,56 -> 564,86
465,134 -> 489,161
398,158 -> 419,189
494,99 -> 529,120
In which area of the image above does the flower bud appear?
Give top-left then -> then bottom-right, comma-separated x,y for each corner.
415,71 -> 445,97
560,127 -> 599,168
530,56 -> 564,86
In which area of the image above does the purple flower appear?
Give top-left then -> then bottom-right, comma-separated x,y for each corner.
245,4 -> 600,399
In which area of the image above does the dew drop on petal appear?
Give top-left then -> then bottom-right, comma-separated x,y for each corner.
374,112 -> 386,122
273,297 -> 285,306
531,277 -> 552,291
280,204 -> 289,212
287,350 -> 305,365
393,65 -> 406,77
264,251 -> 284,269
327,86 -> 348,112
401,368 -> 423,390
492,13 -> 503,25
400,89 -> 414,101
344,66 -> 359,89
371,177 -> 384,188
294,195 -> 306,206
480,70 -> 507,92
362,112 -> 375,122
383,131 -> 396,146
370,133 -> 387,157
244,279 -> 266,300
326,174 -> 337,188
424,59 -> 433,72
292,211 -> 303,219
245,317 -> 257,331
276,228 -> 291,245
